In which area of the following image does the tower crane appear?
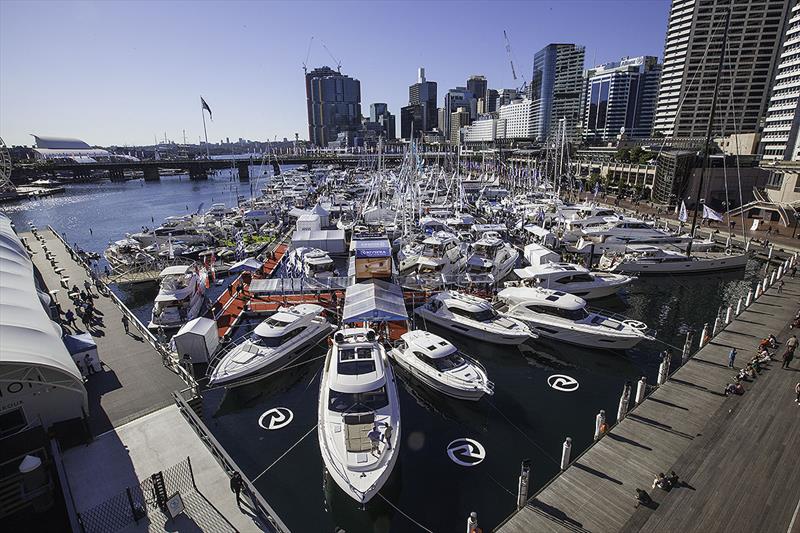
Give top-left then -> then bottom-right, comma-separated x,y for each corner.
503,30 -> 528,95
302,36 -> 314,74
321,41 -> 342,72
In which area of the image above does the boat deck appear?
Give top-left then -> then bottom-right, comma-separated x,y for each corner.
498,273 -> 800,533
24,228 -> 186,436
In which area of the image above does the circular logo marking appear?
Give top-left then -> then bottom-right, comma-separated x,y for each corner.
258,407 -> 294,430
446,438 -> 486,467
547,374 -> 579,392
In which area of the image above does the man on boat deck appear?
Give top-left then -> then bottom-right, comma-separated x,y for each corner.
369,426 -> 382,456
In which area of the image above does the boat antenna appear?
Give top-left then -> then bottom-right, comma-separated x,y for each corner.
686,8 -> 731,258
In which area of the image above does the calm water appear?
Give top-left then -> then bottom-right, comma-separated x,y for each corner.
1,177 -> 766,532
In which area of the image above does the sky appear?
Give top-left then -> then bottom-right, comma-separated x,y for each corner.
0,0 -> 671,147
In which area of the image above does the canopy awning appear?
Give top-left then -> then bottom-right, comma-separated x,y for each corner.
229,257 -> 262,273
342,280 -> 408,324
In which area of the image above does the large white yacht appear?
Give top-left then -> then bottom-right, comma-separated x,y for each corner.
208,304 -> 333,386
131,216 -> 215,247
464,231 -> 519,286
512,262 -> 632,300
580,218 -> 690,246
389,330 -> 494,401
414,291 -> 533,345
598,245 -> 748,275
397,231 -> 465,278
495,287 -> 649,350
148,265 -> 207,329
318,328 -> 400,504
287,247 -> 336,279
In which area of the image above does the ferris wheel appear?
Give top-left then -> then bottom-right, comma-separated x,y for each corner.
0,137 -> 14,193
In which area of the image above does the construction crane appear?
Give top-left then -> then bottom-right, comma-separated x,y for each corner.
503,30 -> 528,95
302,36 -> 314,74
321,41 -> 342,72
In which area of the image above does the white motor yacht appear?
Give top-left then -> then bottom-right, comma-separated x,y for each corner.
318,328 -> 401,504
389,330 -> 493,401
287,247 -> 336,279
397,231 -> 465,279
464,231 -> 519,286
208,304 -> 334,386
414,291 -> 534,345
580,218 -> 691,247
599,245 -> 748,275
512,262 -> 632,300
148,265 -> 207,329
496,287 -> 649,350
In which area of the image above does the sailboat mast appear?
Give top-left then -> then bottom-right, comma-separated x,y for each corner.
687,8 -> 731,257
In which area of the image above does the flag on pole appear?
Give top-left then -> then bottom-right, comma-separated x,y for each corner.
201,97 -> 213,121
678,201 -> 688,223
702,204 -> 724,222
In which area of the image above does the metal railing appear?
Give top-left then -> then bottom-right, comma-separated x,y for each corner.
173,390 -> 289,532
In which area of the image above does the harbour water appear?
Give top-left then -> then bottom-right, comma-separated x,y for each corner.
2,176 -> 767,531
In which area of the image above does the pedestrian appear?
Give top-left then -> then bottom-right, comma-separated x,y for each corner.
788,335 -> 798,353
65,309 -> 76,328
368,425 -> 382,456
782,348 -> 794,369
84,279 -> 92,293
121,314 -> 130,334
779,280 -> 785,293
382,422 -> 393,450
796,382 -> 800,404
229,472 -> 244,508
728,347 -> 737,368
84,353 -> 96,375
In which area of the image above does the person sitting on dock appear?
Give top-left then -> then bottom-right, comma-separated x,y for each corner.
635,488 -> 653,508
724,383 -> 737,396
652,473 -> 669,490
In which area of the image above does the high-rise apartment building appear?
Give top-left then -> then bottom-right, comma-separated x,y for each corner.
583,56 -> 662,142
305,66 -> 362,147
530,43 -> 586,143
652,0 -> 791,139
499,99 -> 536,139
760,1 -> 800,160
486,89 -> 499,113
401,67 -> 437,139
450,107 -> 471,144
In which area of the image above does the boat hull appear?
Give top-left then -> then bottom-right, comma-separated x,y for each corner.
389,349 -> 486,401
610,254 -> 748,275
519,320 -> 644,350
414,308 -> 530,345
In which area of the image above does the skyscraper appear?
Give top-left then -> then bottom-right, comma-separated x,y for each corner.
370,103 -> 396,140
760,1 -> 800,160
450,107 -> 471,144
530,43 -> 586,143
467,75 -> 488,109
305,66 -> 362,147
443,87 -> 475,142
486,89 -> 499,113
583,56 -> 662,142
401,67 -> 437,139
652,0 -> 791,139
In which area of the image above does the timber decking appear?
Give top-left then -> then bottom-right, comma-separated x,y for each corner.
499,276 -> 800,533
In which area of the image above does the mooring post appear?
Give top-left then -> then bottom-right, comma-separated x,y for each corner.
770,270 -> 777,285
755,283 -> 762,299
699,322 -> 710,347
635,376 -> 647,404
594,410 -> 606,441
516,460 -> 531,510
657,352 -> 670,384
617,381 -> 632,423
681,330 -> 694,364
560,438 -> 572,471
725,306 -> 732,325
712,316 -> 721,336
768,244 -> 774,261
735,297 -> 742,316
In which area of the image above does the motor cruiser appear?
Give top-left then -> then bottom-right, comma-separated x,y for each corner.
318,328 -> 400,504
414,291 -> 533,345
208,304 -> 334,386
397,231 -> 465,280
495,286 -> 649,350
389,330 -> 493,401
287,247 -> 337,279
598,245 -> 748,275
148,265 -> 207,329
512,262 -> 632,300
463,231 -> 519,287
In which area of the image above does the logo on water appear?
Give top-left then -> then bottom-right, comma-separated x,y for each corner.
258,407 -> 294,430
446,438 -> 486,467
547,374 -> 579,392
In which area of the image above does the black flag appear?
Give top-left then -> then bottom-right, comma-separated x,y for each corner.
201,96 -> 212,121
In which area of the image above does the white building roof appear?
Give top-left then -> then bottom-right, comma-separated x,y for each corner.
0,215 -> 85,383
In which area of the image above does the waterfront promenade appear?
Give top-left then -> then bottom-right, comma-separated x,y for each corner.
498,266 -> 800,532
23,226 -> 283,532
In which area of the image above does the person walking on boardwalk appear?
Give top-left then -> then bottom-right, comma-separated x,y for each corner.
787,335 -> 798,353
728,348 -> 737,368
229,472 -> 244,508
792,265 -> 797,278
778,280 -> 785,293
795,382 -> 800,404
121,314 -> 130,334
65,309 -> 76,329
782,348 -> 795,369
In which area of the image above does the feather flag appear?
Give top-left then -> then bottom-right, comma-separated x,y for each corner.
678,201 -> 688,223
201,97 -> 213,121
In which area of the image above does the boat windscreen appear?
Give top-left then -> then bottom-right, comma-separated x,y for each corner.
329,386 -> 388,412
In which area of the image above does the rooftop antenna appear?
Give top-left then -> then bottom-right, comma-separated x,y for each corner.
321,41 -> 342,72
302,36 -> 314,74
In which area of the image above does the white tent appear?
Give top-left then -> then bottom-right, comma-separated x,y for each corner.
0,215 -> 87,431
342,280 -> 408,323
524,242 -> 560,266
229,257 -> 262,273
63,333 -> 100,376
173,318 -> 219,364
291,230 -> 346,254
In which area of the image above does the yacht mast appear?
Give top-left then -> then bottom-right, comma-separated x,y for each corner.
686,8 -> 731,257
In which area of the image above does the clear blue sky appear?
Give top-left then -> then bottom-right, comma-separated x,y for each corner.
0,0 -> 670,147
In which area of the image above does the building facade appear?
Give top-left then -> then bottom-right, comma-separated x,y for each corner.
450,107 -> 471,145
499,99 -> 536,139
464,117 -> 504,143
467,75 -> 488,114
306,66 -> 362,147
496,89 -> 519,109
443,88 -> 475,142
530,43 -> 586,143
402,67 -> 437,139
760,1 -> 800,160
370,103 -> 396,140
652,0 -> 791,139
583,56 -> 662,142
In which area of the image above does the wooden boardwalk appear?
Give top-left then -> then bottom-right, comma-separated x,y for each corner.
24,228 -> 186,436
499,271 -> 800,533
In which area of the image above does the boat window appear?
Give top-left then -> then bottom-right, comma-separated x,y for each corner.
264,316 -> 292,327
432,353 -> 467,372
526,304 -> 589,321
559,274 -> 594,284
451,307 -> 497,322
251,326 -> 306,348
329,386 -> 389,412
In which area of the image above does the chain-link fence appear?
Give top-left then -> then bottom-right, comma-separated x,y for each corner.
76,457 -> 233,533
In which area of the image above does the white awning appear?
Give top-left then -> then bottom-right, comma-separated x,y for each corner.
342,280 -> 408,323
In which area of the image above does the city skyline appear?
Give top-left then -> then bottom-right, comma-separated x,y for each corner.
0,0 -> 670,147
